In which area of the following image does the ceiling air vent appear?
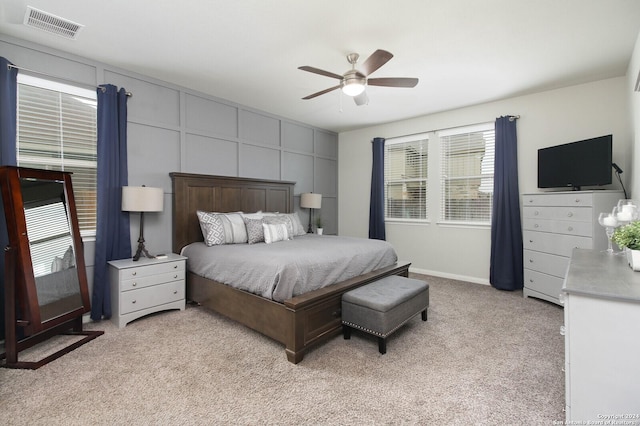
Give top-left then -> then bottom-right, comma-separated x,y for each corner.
23,6 -> 84,40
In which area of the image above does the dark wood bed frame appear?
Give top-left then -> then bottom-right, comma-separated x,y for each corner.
170,172 -> 410,363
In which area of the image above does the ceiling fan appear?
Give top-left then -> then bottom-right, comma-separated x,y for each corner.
298,49 -> 418,106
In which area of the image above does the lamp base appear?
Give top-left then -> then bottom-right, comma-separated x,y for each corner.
132,240 -> 154,261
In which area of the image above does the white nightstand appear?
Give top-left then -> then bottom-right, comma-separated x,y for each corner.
108,253 -> 186,328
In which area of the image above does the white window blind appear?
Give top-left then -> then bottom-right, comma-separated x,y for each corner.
384,135 -> 429,220
16,75 -> 98,235
439,123 -> 495,224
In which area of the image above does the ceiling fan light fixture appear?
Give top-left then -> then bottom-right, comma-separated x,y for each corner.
341,74 -> 366,96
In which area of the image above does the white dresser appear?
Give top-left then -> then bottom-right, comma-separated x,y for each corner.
522,190 -> 622,305
562,249 -> 640,421
109,253 -> 186,328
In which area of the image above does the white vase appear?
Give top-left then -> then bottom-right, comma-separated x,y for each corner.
316,228 -> 323,235
626,248 -> 640,271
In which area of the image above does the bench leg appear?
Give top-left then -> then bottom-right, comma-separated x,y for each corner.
378,337 -> 386,355
343,325 -> 351,340
422,309 -> 428,321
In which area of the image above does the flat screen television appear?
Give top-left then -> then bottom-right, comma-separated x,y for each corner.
537,134 -> 612,190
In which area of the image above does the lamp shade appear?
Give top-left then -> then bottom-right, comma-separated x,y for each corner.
122,186 -> 164,212
300,193 -> 322,209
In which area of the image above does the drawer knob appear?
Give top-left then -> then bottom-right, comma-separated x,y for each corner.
560,325 -> 565,336
568,226 -> 573,231
534,211 -> 539,216
174,274 -> 178,279
529,239 -> 533,243
132,271 -> 137,276
173,265 -> 178,269
332,309 -> 342,317
534,224 -> 539,228
132,300 -> 136,304
173,290 -> 178,294
575,198 -> 580,203
528,199 -> 533,203
529,279 -> 534,283
567,212 -> 573,217
529,259 -> 533,263
132,282 -> 137,287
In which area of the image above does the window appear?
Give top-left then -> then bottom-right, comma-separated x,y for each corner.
16,74 -> 98,236
384,134 -> 429,220
439,123 -> 495,224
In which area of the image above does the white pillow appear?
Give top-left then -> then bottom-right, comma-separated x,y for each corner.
263,223 -> 290,244
241,211 -> 264,220
218,213 -> 248,244
263,215 -> 294,237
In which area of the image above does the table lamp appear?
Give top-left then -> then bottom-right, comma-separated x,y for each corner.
122,185 -> 164,261
300,192 -> 322,233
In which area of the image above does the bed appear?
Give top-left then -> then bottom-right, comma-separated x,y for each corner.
170,172 -> 410,363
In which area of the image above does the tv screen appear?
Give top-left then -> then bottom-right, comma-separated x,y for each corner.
537,135 -> 612,190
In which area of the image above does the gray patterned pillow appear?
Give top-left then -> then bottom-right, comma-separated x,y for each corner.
197,210 -> 226,246
263,215 -> 294,238
243,217 -> 265,244
281,212 -> 306,236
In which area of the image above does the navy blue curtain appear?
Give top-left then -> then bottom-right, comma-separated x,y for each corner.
490,116 -> 523,291
369,137 -> 386,240
0,57 -> 18,340
91,85 -> 131,321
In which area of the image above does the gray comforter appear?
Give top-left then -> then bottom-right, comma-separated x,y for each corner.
181,234 -> 398,302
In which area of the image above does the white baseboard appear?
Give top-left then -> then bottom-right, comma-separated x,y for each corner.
409,266 -> 490,286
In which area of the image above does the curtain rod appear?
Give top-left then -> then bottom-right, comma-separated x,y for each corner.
378,115 -> 520,142
7,64 -> 132,97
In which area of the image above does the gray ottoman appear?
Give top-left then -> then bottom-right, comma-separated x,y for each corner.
342,275 -> 429,354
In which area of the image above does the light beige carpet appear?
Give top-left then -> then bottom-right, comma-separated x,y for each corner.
0,274 -> 565,425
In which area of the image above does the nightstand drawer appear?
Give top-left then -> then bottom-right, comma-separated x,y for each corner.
118,260 -> 184,280
120,280 -> 185,315
121,270 -> 185,291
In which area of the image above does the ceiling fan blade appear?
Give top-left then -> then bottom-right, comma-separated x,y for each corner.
298,66 -> 343,80
360,49 -> 394,76
302,85 -> 341,100
367,77 -> 419,88
353,91 -> 369,106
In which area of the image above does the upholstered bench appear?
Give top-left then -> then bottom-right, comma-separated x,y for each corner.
342,275 -> 429,354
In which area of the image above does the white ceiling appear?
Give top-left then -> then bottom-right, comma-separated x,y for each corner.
1,0 -> 640,133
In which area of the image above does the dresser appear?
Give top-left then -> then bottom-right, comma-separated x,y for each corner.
562,249 -> 640,421
522,190 -> 622,305
109,253 -> 186,328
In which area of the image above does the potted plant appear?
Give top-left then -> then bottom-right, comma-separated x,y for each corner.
315,215 -> 323,235
612,221 -> 640,270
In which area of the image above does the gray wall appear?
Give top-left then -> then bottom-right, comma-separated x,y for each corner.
1,35 -> 338,296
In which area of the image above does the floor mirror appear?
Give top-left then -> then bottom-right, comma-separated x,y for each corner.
0,166 -> 103,369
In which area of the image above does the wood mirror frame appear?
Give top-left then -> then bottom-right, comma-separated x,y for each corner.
0,166 -> 103,369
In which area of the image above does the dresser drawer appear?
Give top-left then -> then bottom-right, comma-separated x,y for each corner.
524,249 -> 570,278
523,193 -> 593,207
121,269 -> 185,291
118,260 -> 185,281
120,280 -> 185,315
522,206 -> 592,222
524,269 -> 564,300
522,218 -> 593,237
524,230 -> 592,257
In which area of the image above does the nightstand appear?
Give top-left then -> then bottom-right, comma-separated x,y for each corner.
108,253 -> 186,328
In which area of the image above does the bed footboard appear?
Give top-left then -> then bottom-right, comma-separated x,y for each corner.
188,261 -> 411,364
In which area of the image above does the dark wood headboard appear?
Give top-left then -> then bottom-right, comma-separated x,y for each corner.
169,173 -> 295,253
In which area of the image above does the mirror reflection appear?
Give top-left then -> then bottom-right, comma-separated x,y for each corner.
20,178 -> 82,321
